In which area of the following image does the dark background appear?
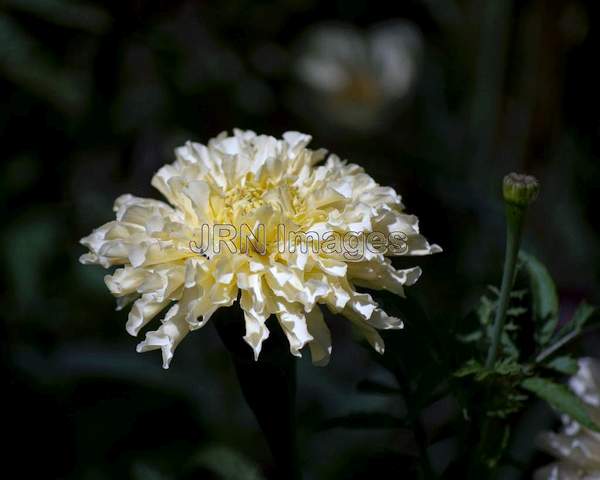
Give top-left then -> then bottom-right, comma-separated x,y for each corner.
2,0 -> 599,478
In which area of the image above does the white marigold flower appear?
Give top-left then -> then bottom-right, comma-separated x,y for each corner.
80,130 -> 440,368
296,21 -> 422,130
535,358 -> 600,480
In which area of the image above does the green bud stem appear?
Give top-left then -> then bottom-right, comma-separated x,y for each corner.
485,173 -> 538,368
485,205 -> 525,369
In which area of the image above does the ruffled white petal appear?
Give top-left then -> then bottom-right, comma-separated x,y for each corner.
276,301 -> 313,357
127,293 -> 173,336
306,306 -> 332,366
136,304 -> 190,369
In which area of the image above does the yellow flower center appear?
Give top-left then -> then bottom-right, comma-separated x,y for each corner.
222,179 -> 307,222
224,183 -> 267,216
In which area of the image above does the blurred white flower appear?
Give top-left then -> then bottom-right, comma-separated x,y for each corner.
296,21 -> 423,130
80,130 -> 440,368
535,358 -> 600,479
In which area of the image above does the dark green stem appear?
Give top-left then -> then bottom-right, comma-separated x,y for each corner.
393,367 -> 436,479
214,307 -> 300,479
485,203 -> 525,369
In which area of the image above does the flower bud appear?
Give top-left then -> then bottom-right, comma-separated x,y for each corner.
503,173 -> 539,207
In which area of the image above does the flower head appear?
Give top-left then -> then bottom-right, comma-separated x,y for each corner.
535,358 -> 600,479
80,130 -> 440,368
296,21 -> 422,130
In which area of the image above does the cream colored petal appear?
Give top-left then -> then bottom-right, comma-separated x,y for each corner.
186,282 -> 238,330
150,164 -> 182,207
114,194 -> 174,227
538,431 -> 600,471
323,281 -> 351,312
275,302 -> 313,357
115,293 -> 138,311
80,221 -> 141,267
374,211 -> 442,256
182,180 -> 213,223
571,358 -> 600,408
534,463 -> 588,480
348,260 -> 421,296
137,266 -> 185,302
242,308 -> 270,361
348,313 -> 385,354
344,292 -> 403,330
104,267 -> 148,296
127,293 -> 173,337
136,304 -> 190,369
306,306 -> 332,366
311,256 -> 347,277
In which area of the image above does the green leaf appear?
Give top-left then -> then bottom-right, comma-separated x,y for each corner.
544,355 -> 578,375
477,295 -> 496,326
319,412 -> 407,431
510,289 -> 528,300
536,303 -> 600,362
494,358 -> 529,376
457,330 -> 482,343
519,252 -> 559,346
554,302 -> 599,344
507,307 -> 527,317
454,358 -> 528,381
521,377 -> 600,432
501,329 -> 519,360
454,359 -> 485,378
487,285 -> 501,296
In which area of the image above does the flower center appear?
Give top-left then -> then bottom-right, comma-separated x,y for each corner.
224,183 -> 267,216
338,71 -> 381,105
222,180 -> 306,221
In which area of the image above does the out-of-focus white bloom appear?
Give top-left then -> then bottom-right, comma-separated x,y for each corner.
80,130 -> 440,368
296,21 -> 422,130
535,358 -> 600,479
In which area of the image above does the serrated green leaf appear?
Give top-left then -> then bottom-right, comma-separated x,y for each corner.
477,295 -> 496,326
521,377 -> 600,432
545,356 -> 578,375
507,307 -> 527,317
510,289 -> 528,300
500,330 -> 519,360
487,285 -> 501,296
454,359 -> 484,378
494,358 -> 527,376
554,302 -> 599,344
457,330 -> 482,343
455,358 -> 528,381
519,252 -> 559,346
319,412 -> 407,430
536,303 -> 600,362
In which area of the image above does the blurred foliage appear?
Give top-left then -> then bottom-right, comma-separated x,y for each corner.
2,0 -> 600,479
